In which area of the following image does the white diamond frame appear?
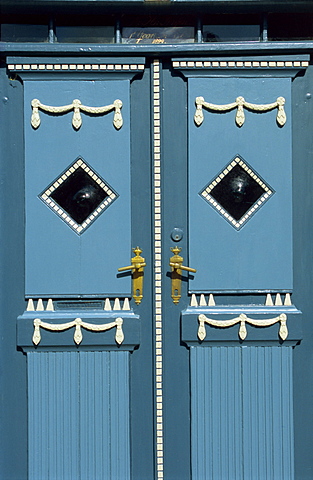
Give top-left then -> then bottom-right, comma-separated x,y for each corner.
39,157 -> 118,234
199,155 -> 274,230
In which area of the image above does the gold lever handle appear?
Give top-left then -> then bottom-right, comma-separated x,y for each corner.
169,262 -> 197,273
169,247 -> 196,304
118,247 -> 145,305
118,262 -> 146,272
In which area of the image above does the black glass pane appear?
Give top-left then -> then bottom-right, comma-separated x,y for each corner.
203,25 -> 260,42
268,13 -> 313,41
1,23 -> 48,42
210,164 -> 266,221
50,167 -> 108,224
56,26 -> 114,43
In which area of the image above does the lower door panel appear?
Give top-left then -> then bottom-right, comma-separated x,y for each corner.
28,351 -> 130,480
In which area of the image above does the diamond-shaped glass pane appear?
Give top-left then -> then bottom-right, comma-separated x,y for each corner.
40,158 -> 118,234
200,156 -> 274,229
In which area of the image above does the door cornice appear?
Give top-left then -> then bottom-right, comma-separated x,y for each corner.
2,41 -> 313,57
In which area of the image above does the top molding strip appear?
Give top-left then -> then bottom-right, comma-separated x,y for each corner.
2,43 -> 313,57
2,43 -> 313,60
8,62 -> 145,72
172,57 -> 309,69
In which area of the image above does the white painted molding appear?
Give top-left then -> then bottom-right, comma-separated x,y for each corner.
31,98 -> 123,130
26,297 -> 131,312
8,63 -> 145,72
173,60 -> 309,69
190,294 -> 198,307
32,317 -> 124,345
198,312 -> 288,341
194,95 -> 286,127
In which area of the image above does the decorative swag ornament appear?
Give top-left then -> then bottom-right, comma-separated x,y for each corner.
198,312 -> 288,341
32,317 -> 124,345
194,95 -> 286,127
31,98 -> 123,130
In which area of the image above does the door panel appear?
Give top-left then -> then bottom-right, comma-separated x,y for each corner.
25,78 -> 131,296
28,351 -> 130,480
190,346 -> 294,480
188,76 -> 293,292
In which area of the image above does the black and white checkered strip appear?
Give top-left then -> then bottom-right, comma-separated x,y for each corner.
172,60 -> 309,69
8,63 -> 145,72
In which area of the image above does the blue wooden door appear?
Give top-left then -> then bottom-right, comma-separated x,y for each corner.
15,58 -> 150,480
174,57 -> 304,480
153,57 -> 304,480
2,54 -> 310,479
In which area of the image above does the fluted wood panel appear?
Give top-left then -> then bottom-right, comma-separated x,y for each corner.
242,346 -> 294,480
190,346 -> 242,479
190,346 -> 294,480
28,351 -> 130,480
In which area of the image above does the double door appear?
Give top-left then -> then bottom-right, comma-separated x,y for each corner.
12,55 -> 305,479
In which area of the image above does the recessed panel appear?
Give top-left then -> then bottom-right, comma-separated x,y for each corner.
189,76 -> 293,292
25,79 -> 131,296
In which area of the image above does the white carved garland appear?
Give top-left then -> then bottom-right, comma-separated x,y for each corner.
198,312 -> 288,341
194,95 -> 286,127
31,98 -> 123,130
32,317 -> 124,345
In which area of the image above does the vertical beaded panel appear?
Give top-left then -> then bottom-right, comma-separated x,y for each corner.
190,346 -> 294,480
28,351 -> 130,480
190,346 -> 243,480
242,346 -> 294,480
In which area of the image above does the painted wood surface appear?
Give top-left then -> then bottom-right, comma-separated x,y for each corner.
191,346 -> 294,480
2,49 -> 313,480
188,76 -> 293,292
28,351 -> 130,480
0,64 -> 28,479
24,79 -> 131,297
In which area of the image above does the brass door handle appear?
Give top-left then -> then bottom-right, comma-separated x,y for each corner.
118,247 -> 146,305
169,247 -> 196,304
169,262 -> 197,273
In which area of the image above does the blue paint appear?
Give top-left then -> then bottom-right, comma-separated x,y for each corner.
24,79 -> 131,296
28,352 -> 80,479
162,62 -> 192,478
182,305 -> 302,346
191,346 -> 294,479
242,347 -> 294,479
17,310 -> 140,349
3,43 -> 313,55
291,64 -> 313,480
1,38 -> 313,480
191,346 -> 243,479
0,70 -> 28,479
28,351 -> 130,479
188,76 -> 293,292
128,65 -> 155,479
